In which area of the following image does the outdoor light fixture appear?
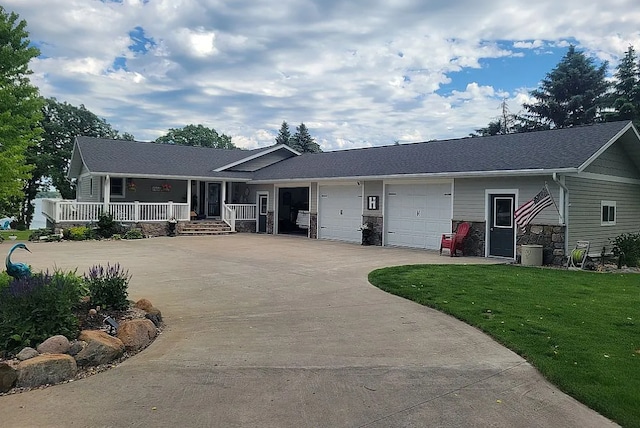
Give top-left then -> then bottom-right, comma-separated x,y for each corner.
103,316 -> 119,335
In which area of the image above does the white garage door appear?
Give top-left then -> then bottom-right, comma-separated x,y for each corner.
318,185 -> 362,243
385,183 -> 452,249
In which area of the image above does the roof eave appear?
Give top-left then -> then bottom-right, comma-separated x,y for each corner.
86,172 -> 252,182
248,168 -> 578,184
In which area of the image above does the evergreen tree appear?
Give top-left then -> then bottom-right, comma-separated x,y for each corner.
605,45 -> 640,127
290,123 -> 322,153
0,7 -> 43,222
275,121 -> 291,145
524,45 -> 609,129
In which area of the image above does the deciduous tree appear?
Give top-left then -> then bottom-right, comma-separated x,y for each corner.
0,7 -> 43,220
155,124 -> 235,149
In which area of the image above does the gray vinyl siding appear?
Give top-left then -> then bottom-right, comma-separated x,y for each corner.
453,176 -> 561,224
566,176 -> 640,251
249,184 -> 274,211
364,180 -> 383,216
584,141 -> 640,179
77,175 -> 100,202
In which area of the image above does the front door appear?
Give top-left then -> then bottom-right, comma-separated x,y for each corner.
258,193 -> 268,233
489,194 -> 515,257
206,183 -> 221,217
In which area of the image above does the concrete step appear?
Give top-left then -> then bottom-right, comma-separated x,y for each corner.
179,220 -> 232,236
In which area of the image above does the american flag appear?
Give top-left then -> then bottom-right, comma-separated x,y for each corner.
514,186 -> 554,228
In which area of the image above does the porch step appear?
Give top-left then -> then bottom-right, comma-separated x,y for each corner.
179,220 -> 233,236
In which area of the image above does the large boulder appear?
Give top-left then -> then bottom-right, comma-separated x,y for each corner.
145,306 -> 163,327
117,319 -> 157,351
0,362 -> 18,393
16,354 -> 77,388
37,335 -> 71,355
75,330 -> 125,366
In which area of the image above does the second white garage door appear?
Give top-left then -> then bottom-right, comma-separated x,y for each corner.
318,185 -> 362,243
385,182 -> 452,249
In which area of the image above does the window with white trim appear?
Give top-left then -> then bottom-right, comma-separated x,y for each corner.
110,178 -> 125,197
601,201 -> 616,226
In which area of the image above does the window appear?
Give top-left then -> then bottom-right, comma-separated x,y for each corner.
89,178 -> 93,196
601,201 -> 616,226
110,178 -> 124,197
494,197 -> 513,228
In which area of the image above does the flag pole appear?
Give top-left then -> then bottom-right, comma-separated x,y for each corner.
544,181 -> 560,216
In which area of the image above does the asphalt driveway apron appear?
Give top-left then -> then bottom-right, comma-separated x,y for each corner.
0,235 -> 615,427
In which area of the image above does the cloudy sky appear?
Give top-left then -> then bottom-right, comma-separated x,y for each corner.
5,0 -> 640,150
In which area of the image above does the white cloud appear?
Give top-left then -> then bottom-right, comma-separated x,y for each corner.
3,0 -> 640,148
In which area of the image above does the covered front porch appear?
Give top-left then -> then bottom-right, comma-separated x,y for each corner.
42,176 -> 257,232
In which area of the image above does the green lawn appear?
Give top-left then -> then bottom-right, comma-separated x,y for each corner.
0,230 -> 31,241
369,264 -> 640,427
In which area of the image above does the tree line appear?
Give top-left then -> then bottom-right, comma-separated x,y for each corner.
0,7 -> 324,228
473,45 -> 640,136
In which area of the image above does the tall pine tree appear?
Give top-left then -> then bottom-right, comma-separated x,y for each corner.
275,121 -> 291,146
290,123 -> 321,153
524,45 -> 609,129
606,45 -> 640,127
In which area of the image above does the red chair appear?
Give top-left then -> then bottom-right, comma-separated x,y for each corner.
440,222 -> 470,257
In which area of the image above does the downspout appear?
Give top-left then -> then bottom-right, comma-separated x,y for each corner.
552,172 -> 569,255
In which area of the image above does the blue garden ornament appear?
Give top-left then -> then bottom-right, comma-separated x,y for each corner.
5,243 -> 32,279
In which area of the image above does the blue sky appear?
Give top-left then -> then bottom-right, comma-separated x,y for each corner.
4,1 -> 639,150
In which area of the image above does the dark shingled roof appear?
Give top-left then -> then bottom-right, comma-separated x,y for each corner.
251,121 -> 633,180
74,137 -> 261,179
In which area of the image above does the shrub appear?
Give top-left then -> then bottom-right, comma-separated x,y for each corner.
65,226 -> 93,241
610,231 -> 640,267
123,228 -> 144,240
84,263 -> 131,310
0,270 -> 85,353
97,212 -> 120,238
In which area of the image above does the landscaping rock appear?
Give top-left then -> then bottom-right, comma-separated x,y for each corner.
117,319 -> 157,351
68,340 -> 86,356
145,306 -> 163,327
16,347 -> 39,361
135,298 -> 153,312
75,330 -> 125,366
16,354 -> 77,388
0,362 -> 18,393
37,335 -> 71,355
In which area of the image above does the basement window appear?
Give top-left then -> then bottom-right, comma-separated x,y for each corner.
601,201 -> 616,226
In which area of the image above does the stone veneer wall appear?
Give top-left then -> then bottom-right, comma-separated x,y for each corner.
309,213 -> 318,239
452,220 -> 485,256
267,211 -> 274,234
139,222 -> 171,237
517,224 -> 565,265
234,220 -> 256,233
362,215 -> 383,246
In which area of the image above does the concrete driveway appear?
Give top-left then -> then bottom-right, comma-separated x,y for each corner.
0,235 -> 614,427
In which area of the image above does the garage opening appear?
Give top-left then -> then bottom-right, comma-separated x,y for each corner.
277,187 -> 309,235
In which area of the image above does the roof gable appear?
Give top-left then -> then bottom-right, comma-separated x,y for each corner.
214,144 -> 300,172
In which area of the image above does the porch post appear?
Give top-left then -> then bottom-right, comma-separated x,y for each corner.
221,180 -> 227,207
103,175 -> 111,213
187,179 -> 192,217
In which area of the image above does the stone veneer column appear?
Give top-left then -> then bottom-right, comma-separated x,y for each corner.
362,215 -> 383,246
309,213 -> 318,239
452,220 -> 486,257
516,224 -> 566,265
267,211 -> 274,234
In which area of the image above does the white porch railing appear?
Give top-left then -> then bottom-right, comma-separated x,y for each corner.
42,200 -> 190,223
222,203 -> 257,232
